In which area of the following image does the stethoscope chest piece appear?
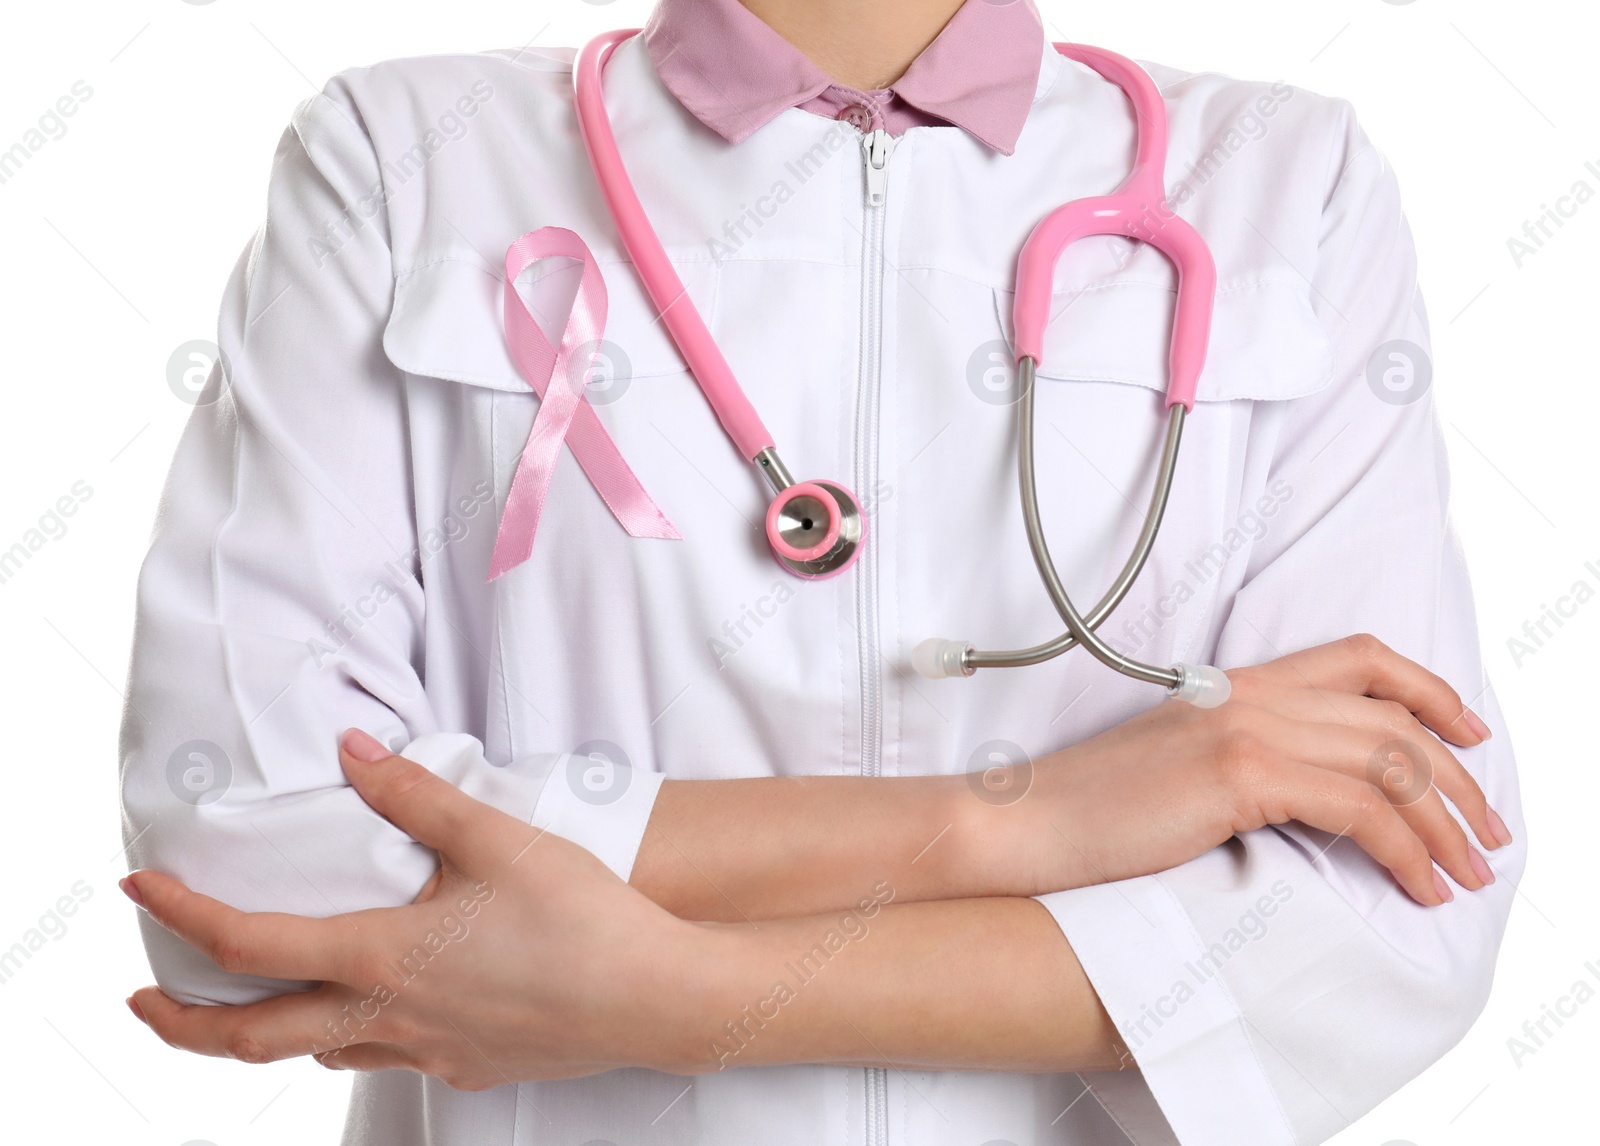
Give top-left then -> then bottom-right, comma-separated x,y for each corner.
766,478 -> 865,579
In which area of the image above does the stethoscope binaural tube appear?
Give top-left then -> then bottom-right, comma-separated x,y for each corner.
911,358 -> 1230,708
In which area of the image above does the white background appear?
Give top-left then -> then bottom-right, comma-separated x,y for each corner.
0,1 -> 1592,1143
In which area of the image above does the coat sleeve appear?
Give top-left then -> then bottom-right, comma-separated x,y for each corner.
1034,103 -> 1525,1145
118,76 -> 662,1007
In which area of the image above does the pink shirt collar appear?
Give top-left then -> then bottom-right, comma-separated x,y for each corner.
643,0 -> 1046,156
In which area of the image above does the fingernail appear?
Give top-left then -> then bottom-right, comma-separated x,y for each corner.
1432,870 -> 1454,904
1487,807 -> 1513,848
119,876 -> 145,909
126,996 -> 147,1024
1468,846 -> 1495,887
341,728 -> 390,764
1462,708 -> 1492,742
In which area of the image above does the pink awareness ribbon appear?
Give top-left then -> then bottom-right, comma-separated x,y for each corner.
488,227 -> 680,581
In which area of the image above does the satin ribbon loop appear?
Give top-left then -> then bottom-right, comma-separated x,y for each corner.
488,227 -> 679,582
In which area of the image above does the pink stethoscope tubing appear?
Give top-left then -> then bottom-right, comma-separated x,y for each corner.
574,29 -> 863,580
574,30 -> 774,461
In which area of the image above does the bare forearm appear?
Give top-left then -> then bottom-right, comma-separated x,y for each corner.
681,895 -> 1125,1074
632,774 -> 1016,921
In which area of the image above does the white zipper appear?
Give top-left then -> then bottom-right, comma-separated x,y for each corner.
865,1063 -> 888,1146
854,126 -> 896,790
854,125 -> 896,1146
863,127 -> 896,207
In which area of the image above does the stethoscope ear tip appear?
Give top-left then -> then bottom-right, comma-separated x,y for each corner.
912,638 -> 975,680
1168,663 -> 1231,708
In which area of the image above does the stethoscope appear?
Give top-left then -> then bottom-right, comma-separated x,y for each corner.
572,30 -> 1230,708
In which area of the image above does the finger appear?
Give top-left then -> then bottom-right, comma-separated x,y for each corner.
339,730 -> 533,873
315,1041 -> 419,1074
131,983 -> 364,1064
1238,754 -> 1449,906
1378,761 -> 1496,892
1246,712 -> 1486,892
316,1043 -> 590,1088
1231,681 -> 1502,851
122,869 -> 358,983
1242,634 -> 1489,747
313,1044 -> 511,1092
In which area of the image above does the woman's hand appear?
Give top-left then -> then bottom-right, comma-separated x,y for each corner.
1001,634 -> 1511,906
122,731 -> 715,1087
120,736 -> 1126,1080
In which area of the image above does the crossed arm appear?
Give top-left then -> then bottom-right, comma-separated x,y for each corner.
122,637 -> 1509,1085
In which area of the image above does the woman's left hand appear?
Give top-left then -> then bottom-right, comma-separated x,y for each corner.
121,731 -> 715,1088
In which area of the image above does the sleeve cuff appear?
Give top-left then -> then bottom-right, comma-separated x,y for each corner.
399,732 -> 664,882
1035,877 -> 1297,1146
527,747 -> 664,881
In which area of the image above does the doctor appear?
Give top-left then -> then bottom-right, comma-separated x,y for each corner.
118,0 -> 1522,1144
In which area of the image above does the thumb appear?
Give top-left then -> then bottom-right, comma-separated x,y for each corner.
339,729 -> 528,873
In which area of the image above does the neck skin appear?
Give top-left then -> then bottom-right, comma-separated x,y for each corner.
737,0 -> 968,90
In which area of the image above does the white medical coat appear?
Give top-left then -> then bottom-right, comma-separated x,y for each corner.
119,33 -> 1524,1146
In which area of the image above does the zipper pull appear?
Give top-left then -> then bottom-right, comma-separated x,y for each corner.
861,128 -> 897,208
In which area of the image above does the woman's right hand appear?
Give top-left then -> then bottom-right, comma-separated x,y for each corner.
1004,634 -> 1512,906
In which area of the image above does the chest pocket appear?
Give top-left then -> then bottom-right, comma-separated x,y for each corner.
990,273 -> 1333,404
382,252 -> 710,392
378,248 -> 749,598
